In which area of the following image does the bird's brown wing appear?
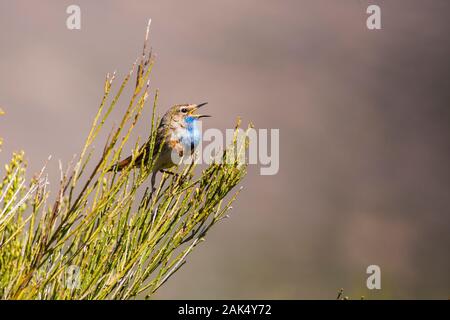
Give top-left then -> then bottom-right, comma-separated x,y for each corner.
108,122 -> 170,172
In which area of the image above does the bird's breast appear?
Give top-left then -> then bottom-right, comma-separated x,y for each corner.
170,125 -> 200,149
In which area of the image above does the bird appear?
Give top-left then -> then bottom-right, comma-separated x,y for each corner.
108,102 -> 210,192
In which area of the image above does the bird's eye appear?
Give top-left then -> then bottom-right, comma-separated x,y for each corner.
180,107 -> 188,113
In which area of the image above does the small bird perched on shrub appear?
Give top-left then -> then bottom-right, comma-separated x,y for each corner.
109,102 -> 210,191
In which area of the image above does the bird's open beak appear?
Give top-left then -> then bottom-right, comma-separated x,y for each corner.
192,102 -> 211,118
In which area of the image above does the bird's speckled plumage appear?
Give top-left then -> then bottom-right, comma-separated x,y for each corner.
109,102 -> 210,191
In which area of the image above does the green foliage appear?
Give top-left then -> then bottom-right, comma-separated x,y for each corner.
0,30 -> 248,299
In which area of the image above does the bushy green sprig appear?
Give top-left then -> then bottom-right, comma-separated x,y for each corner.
0,25 -> 248,299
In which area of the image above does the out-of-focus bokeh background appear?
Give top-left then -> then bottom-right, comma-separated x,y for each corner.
1,0 -> 449,299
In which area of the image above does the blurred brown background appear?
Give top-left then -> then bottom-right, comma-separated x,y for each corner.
0,0 -> 449,299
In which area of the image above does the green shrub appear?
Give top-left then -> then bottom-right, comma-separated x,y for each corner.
0,24 -> 248,299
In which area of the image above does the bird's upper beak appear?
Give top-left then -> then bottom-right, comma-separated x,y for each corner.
191,102 -> 211,118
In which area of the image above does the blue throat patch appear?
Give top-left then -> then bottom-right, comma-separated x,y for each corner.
183,116 -> 201,148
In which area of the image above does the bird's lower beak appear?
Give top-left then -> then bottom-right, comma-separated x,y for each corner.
191,114 -> 211,119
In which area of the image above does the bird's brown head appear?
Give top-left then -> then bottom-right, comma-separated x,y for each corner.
162,102 -> 210,125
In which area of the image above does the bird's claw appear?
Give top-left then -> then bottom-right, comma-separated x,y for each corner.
160,169 -> 179,177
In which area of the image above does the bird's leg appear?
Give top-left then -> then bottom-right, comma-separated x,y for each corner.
161,169 -> 185,193
150,170 -> 157,197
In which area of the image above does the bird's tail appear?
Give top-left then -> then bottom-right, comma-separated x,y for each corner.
107,156 -> 133,172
